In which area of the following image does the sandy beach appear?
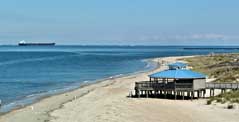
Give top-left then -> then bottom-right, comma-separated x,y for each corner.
0,56 -> 239,122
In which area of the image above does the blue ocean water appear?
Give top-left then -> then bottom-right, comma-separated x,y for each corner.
0,45 -> 238,113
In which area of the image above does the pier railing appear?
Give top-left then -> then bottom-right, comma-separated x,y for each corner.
135,81 -> 165,90
206,82 -> 239,89
135,81 -> 193,91
135,81 -> 239,91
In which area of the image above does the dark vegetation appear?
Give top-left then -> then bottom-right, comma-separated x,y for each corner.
184,53 -> 239,83
183,53 -> 239,106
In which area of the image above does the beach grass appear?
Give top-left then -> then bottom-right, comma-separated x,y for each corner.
207,90 -> 239,105
182,53 -> 239,106
183,53 -> 239,83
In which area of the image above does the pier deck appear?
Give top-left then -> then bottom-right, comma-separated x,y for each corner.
206,82 -> 239,89
134,81 -> 239,99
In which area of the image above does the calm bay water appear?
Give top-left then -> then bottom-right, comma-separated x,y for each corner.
0,45 -> 238,113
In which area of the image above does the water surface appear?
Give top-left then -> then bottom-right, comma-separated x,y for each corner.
0,45 -> 238,113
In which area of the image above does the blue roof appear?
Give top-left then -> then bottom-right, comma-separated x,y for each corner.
149,69 -> 206,79
168,62 -> 187,68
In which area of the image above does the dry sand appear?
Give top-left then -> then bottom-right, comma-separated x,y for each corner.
0,56 -> 239,122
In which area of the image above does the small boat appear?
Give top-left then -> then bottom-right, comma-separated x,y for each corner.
18,40 -> 55,46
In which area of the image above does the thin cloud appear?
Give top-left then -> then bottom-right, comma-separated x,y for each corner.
137,33 -> 236,41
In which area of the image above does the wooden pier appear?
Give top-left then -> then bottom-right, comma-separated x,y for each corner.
134,81 -> 239,99
206,82 -> 239,89
134,62 -> 239,100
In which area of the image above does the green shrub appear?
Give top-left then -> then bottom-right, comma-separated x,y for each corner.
216,98 -> 222,103
208,91 -> 239,104
227,104 -> 234,109
207,100 -> 213,105
221,99 -> 226,104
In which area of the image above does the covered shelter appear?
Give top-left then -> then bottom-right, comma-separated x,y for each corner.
149,69 -> 206,91
135,62 -> 207,100
134,62 -> 239,99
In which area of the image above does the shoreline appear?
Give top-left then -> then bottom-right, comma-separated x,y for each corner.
0,58 -> 157,115
0,56 -> 162,122
1,55 -> 238,122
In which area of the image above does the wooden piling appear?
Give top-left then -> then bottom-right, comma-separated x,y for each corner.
137,90 -> 140,98
191,91 -> 194,100
182,91 -> 185,100
164,90 -> 166,98
146,90 -> 149,98
212,89 -> 215,96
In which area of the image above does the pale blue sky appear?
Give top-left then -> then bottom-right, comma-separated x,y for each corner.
0,0 -> 239,45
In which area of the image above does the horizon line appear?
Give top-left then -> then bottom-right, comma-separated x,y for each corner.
2,44 -> 239,47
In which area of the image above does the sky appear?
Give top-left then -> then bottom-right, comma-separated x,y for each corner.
0,0 -> 239,45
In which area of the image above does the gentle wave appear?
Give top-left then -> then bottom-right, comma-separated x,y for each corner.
0,54 -> 75,66
0,59 -> 155,114
0,81 -> 83,113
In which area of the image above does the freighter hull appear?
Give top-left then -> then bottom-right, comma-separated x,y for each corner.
18,43 -> 55,46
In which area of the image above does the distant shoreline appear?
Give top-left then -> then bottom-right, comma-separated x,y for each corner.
2,45 -> 239,47
184,47 -> 239,50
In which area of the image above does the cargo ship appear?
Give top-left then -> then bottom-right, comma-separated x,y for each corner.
18,41 -> 55,46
